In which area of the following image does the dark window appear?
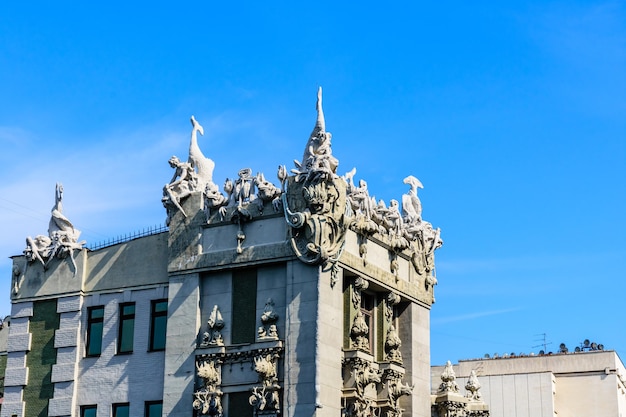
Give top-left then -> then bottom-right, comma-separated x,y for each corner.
118,303 -> 135,354
86,306 -> 104,356
228,392 -> 253,416
231,268 -> 257,344
150,300 -> 168,351
145,401 -> 163,417
113,403 -> 130,417
80,405 -> 97,417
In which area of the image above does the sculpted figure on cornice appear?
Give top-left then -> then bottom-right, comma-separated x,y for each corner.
23,183 -> 85,278
163,116 -> 220,223
344,168 -> 378,264
282,87 -> 350,277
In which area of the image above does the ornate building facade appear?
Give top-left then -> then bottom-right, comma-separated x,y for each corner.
1,89 -> 443,417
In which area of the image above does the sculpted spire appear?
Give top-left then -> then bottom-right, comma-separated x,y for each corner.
282,87 -> 350,281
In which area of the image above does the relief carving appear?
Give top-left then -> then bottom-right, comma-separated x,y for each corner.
249,352 -> 281,414
384,293 -> 402,364
381,368 -> 413,417
343,356 -> 381,417
349,278 -> 370,352
193,358 -> 223,416
200,305 -> 225,347
258,298 -> 279,340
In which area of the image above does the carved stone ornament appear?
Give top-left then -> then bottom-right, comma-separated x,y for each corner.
344,168 -> 378,265
382,368 -> 413,417
384,292 -> 402,363
438,361 -> 460,394
465,370 -> 483,401
193,358 -> 224,416
281,87 -> 350,285
200,305 -> 225,347
249,352 -> 281,414
24,183 -> 86,277
350,310 -> 370,352
343,356 -> 381,417
202,166 -> 283,252
258,298 -> 279,340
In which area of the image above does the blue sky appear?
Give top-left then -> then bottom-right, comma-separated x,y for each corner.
1,1 -> 624,365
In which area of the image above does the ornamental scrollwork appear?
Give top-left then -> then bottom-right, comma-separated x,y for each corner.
281,88 -> 351,284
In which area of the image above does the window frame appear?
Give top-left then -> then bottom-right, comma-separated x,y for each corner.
112,402 -> 130,417
145,400 -> 163,417
80,405 -> 97,417
86,306 -> 104,357
149,299 -> 168,352
117,302 -> 136,354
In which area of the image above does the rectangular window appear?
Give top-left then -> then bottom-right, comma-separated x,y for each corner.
80,405 -> 97,417
231,268 -> 257,344
145,401 -> 163,417
118,303 -> 135,354
150,300 -> 168,351
113,403 -> 130,417
86,306 -> 104,356
228,392 -> 253,416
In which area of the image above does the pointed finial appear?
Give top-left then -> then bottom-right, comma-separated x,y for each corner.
311,86 -> 325,138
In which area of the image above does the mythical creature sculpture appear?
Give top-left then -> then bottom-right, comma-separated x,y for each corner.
254,172 -> 282,213
383,369 -> 413,417
24,183 -> 85,276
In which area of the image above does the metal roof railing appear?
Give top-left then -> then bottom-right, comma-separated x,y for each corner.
87,224 -> 168,251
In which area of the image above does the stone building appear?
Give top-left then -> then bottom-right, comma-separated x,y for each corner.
1,89 -> 443,417
431,346 -> 626,417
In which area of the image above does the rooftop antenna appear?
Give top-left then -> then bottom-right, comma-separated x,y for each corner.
532,333 -> 552,352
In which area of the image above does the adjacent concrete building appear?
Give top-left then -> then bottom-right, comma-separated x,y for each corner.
1,89 -> 443,417
432,348 -> 626,417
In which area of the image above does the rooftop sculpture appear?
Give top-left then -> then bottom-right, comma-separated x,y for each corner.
22,183 -> 85,282
164,87 -> 442,288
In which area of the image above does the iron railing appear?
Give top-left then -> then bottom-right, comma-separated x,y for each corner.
87,224 -> 168,251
